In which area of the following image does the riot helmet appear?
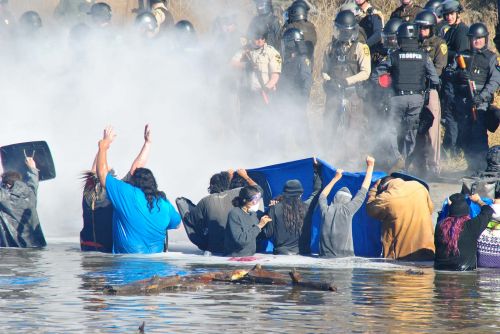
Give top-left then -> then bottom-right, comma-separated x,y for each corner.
287,3 -> 308,22
254,0 -> 272,16
441,0 -> 462,15
19,11 -> 42,35
175,19 -> 195,34
468,22 -> 489,49
415,10 -> 437,39
397,22 -> 418,43
424,0 -> 443,18
333,10 -> 359,42
382,18 -> 402,50
135,12 -> 158,38
281,27 -> 304,58
291,0 -> 310,11
175,20 -> 197,47
88,2 -> 112,24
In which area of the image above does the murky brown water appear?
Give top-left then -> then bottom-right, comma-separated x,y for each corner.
1,242 -> 499,333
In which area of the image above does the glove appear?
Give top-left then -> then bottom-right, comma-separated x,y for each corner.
472,95 -> 484,107
456,70 -> 471,84
333,77 -> 349,88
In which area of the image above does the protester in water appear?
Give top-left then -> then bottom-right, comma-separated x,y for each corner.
263,163 -> 321,255
435,193 -> 493,271
319,156 -> 375,257
192,169 -> 258,254
477,194 -> 500,268
95,125 -> 181,254
224,185 -> 271,257
0,157 -> 46,248
80,124 -> 153,252
366,175 -> 435,261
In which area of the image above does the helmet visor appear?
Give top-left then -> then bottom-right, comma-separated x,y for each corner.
333,25 -> 358,42
382,33 -> 398,49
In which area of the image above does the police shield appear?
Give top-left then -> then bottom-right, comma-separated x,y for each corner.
0,141 -> 56,181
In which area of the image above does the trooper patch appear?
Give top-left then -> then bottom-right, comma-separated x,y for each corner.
363,44 -> 370,56
440,44 -> 448,55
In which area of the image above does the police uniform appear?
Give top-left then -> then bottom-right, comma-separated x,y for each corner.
358,5 -> 384,51
417,36 -> 448,174
442,21 -> 469,155
452,49 -> 500,171
322,40 -> 371,152
375,45 -> 440,167
152,2 -> 175,33
248,13 -> 282,50
390,3 -> 422,22
281,20 -> 317,61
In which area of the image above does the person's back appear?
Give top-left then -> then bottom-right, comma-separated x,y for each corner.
435,194 -> 493,270
106,172 -> 180,254
367,178 -> 435,260
198,187 -> 241,253
0,160 -> 46,248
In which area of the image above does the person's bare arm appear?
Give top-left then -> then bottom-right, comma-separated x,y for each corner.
236,169 -> 257,187
265,73 -> 280,90
96,126 -> 116,188
129,124 -> 152,175
320,169 -> 343,198
361,156 -> 375,190
90,154 -> 97,173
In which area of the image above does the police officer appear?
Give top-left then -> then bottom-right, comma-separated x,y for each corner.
450,23 -> 500,172
424,0 -> 448,38
278,28 -> 313,148
247,0 -> 281,50
354,0 -> 384,54
494,0 -> 500,53
282,2 -> 317,62
87,2 -> 111,29
390,0 -> 422,22
441,0 -> 469,157
322,10 -> 371,158
339,2 -> 367,44
135,12 -> 158,39
174,20 -> 197,50
374,23 -> 440,171
150,0 -> 174,32
414,10 -> 448,176
231,26 -> 281,139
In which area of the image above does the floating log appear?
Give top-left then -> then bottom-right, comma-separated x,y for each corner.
289,269 -> 337,292
102,265 -> 337,295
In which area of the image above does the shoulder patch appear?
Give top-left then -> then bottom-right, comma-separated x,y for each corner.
305,58 -> 310,67
363,44 -> 370,56
440,44 -> 448,55
275,54 -> 282,64
496,57 -> 500,72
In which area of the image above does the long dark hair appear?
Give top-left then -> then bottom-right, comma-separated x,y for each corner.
1,171 -> 21,188
437,215 -> 471,256
232,185 -> 261,208
282,195 -> 307,234
208,172 -> 230,194
128,168 -> 166,212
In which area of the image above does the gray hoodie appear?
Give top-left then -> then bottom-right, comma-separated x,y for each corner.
0,168 -> 46,248
319,186 -> 368,257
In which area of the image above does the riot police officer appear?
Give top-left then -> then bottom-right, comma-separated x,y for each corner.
355,0 -> 384,54
390,0 -> 422,22
495,0 -> 500,53
174,20 -> 197,50
441,0 -> 469,157
150,0 -> 174,32
247,0 -> 281,50
135,12 -> 158,39
424,0 -> 448,38
87,2 -> 111,29
414,9 -> 448,175
450,23 -> 500,171
278,28 -> 313,149
322,10 -> 371,160
18,11 -> 42,37
282,2 -> 317,61
374,23 -> 440,171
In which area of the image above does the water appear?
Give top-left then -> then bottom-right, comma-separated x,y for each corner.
1,242 -> 499,333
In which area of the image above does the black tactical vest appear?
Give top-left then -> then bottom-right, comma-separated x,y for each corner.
462,49 -> 494,88
390,49 -> 426,91
326,41 -> 359,80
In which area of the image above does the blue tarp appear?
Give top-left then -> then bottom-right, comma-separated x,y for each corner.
437,197 -> 494,224
248,157 -> 386,257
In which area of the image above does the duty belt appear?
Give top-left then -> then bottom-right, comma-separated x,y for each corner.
396,90 -> 424,96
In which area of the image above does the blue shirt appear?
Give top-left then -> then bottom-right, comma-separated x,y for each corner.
105,173 -> 181,254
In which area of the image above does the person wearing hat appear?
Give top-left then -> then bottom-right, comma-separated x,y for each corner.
435,193 -> 493,270
247,0 -> 281,50
318,156 -> 375,258
282,1 -> 317,62
367,175 -> 435,261
263,164 -> 321,255
477,191 -> 500,268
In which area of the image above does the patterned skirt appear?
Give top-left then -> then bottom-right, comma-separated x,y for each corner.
477,229 -> 500,268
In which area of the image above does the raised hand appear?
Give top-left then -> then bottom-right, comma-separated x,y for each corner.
335,169 -> 344,179
144,124 -> 151,143
366,156 -> 375,167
